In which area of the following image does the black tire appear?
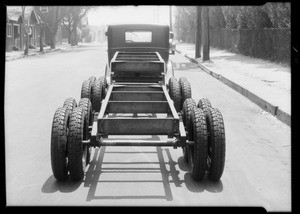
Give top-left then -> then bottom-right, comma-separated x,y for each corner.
63,97 -> 77,113
197,98 -> 212,114
205,107 -> 226,181
178,77 -> 187,85
68,107 -> 89,181
98,76 -> 107,99
91,79 -> 103,112
78,98 -> 93,127
88,76 -> 97,86
188,108 -> 208,181
180,79 -> 192,107
182,98 -> 196,163
78,98 -> 93,165
50,107 -> 71,181
168,77 -> 181,112
81,79 -> 92,100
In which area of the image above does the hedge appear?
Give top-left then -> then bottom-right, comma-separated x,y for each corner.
210,28 -> 290,64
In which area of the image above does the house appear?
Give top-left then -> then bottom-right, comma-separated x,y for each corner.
6,6 -> 42,52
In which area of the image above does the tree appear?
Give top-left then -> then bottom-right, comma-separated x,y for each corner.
60,7 -> 73,44
61,6 -> 94,46
209,6 -> 226,29
21,6 -> 30,55
174,6 -> 196,43
195,6 -> 201,58
221,6 -> 239,29
34,6 -> 62,49
262,2 -> 290,28
39,22 -> 44,52
202,6 -> 210,61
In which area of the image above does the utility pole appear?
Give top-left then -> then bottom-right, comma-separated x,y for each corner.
202,6 -> 210,61
195,6 -> 201,58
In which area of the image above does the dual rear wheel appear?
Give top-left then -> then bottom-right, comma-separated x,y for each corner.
51,98 -> 92,181
51,75 -> 105,181
182,97 -> 226,181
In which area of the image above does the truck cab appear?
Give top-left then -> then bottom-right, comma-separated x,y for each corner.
105,24 -> 174,85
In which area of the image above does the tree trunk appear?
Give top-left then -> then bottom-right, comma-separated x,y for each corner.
68,23 -> 71,44
20,23 -> 24,51
71,23 -> 77,46
24,31 -> 29,55
39,24 -> 44,52
202,6 -> 210,61
50,6 -> 61,49
195,6 -> 202,58
50,33 -> 56,49
74,23 -> 78,46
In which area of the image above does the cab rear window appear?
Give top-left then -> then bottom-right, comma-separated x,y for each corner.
125,31 -> 152,43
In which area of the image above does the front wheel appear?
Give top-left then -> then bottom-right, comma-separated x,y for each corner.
168,77 -> 182,112
91,79 -> 103,112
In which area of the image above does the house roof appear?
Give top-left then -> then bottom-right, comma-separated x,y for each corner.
7,6 -> 40,24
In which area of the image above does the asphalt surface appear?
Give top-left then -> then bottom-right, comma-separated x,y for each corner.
5,43 -> 291,210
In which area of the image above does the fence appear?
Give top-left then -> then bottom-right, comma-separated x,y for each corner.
209,28 -> 291,64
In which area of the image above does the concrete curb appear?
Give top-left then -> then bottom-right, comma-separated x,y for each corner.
5,48 -> 63,62
176,48 -> 291,126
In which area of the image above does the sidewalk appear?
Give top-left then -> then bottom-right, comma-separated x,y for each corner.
175,43 -> 291,126
5,42 -> 103,61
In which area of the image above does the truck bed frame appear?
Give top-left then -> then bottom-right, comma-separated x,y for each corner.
87,51 -> 186,148
89,82 -> 186,148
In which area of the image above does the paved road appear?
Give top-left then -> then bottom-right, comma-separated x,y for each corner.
5,43 -> 291,210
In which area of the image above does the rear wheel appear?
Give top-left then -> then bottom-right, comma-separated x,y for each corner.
63,97 -> 77,113
205,108 -> 226,181
68,107 -> 89,181
168,77 -> 181,112
88,76 -> 97,86
81,79 -> 92,100
178,77 -> 187,85
180,79 -> 192,108
78,98 -> 93,127
91,79 -> 103,112
50,107 -> 71,181
197,98 -> 212,114
182,98 -> 196,163
78,98 -> 93,164
98,76 -> 107,99
188,108 -> 208,181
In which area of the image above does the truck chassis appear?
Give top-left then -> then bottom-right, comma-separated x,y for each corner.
50,29 -> 225,184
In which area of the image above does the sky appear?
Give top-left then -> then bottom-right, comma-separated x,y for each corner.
87,6 -> 171,27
